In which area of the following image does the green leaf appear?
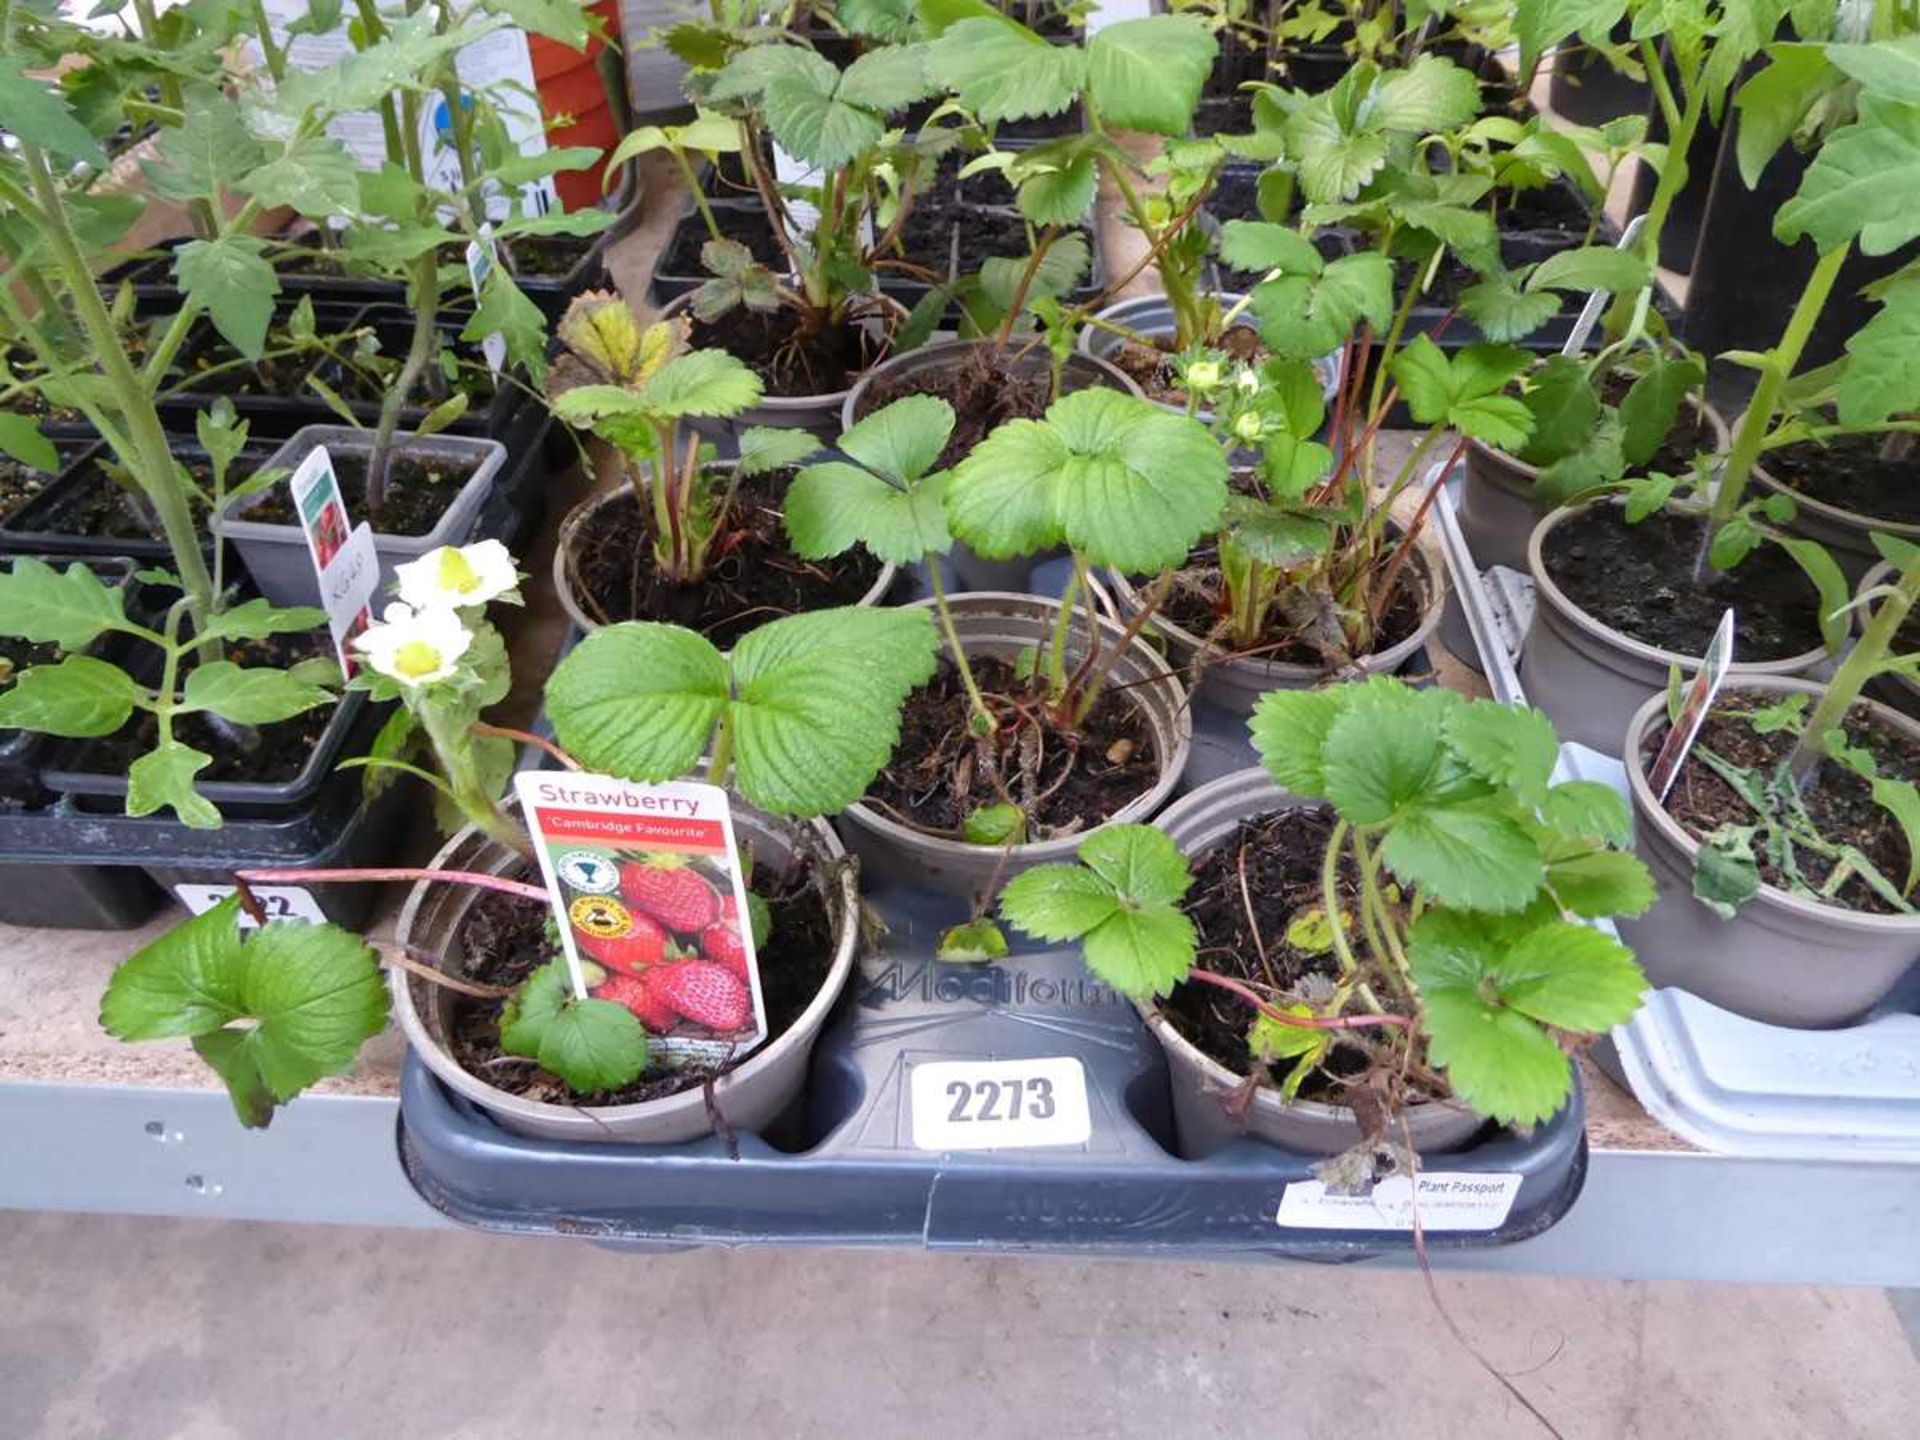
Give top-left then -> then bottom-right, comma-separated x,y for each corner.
1389,336 -> 1532,447
1082,907 -> 1199,1000
1494,921 -> 1648,1030
727,606 -> 939,814
128,741 -> 221,829
1016,152 -> 1096,227
734,427 -> 821,477
0,656 -> 138,737
1077,823 -> 1193,908
785,461 -> 951,565
937,917 -> 1010,962
546,623 -> 729,782
1775,96 -> 1920,256
1218,221 -> 1325,277
341,223 -> 461,267
1249,688 -> 1346,797
0,57 -> 106,166
180,662 -> 333,725
147,86 -> 260,202
498,958 -> 569,1057
1735,44 -> 1840,187
496,0 -> 589,47
999,862 -> 1128,940
1461,274 -> 1564,345
836,43 -> 937,112
929,17 -> 1085,123
462,270 -> 549,380
764,74 -> 884,170
0,413 -> 58,473
1839,279 -> 1920,425
1775,535 -> 1851,653
1693,826 -> 1761,919
636,349 -> 763,419
1444,700 -> 1560,804
1371,56 -> 1482,134
1525,246 -> 1653,295
240,134 -> 360,218
1540,780 -> 1634,848
841,0 -> 915,39
1618,357 -> 1706,470
199,599 -> 329,644
101,899 -> 389,1128
1519,356 -> 1601,465
946,389 -> 1228,573
1321,680 -> 1443,823
962,802 -> 1027,846
841,393 -> 953,482
1085,16 -> 1216,136
1286,100 -> 1388,204
0,557 -> 129,648
1544,849 -> 1657,918
177,236 -> 278,360
536,998 -> 649,1094
1383,807 -> 1545,913
1249,253 -> 1394,361
1870,777 -> 1920,895
1825,36 -> 1920,104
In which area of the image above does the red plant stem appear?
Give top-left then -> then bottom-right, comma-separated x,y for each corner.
1188,968 -> 1412,1030
233,868 -> 550,903
473,723 -> 580,770
1369,432 -> 1469,625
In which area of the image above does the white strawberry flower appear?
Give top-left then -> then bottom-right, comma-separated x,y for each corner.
353,603 -> 472,687
393,539 -> 521,612
1235,367 -> 1260,395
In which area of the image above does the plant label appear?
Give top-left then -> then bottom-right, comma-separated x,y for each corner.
465,228 -> 507,375
909,1057 -> 1092,1151
512,771 -> 769,1068
174,883 -> 326,929
1648,608 -> 1737,801
1562,213 -> 1648,358
289,446 -> 379,675
1276,1172 -> 1523,1231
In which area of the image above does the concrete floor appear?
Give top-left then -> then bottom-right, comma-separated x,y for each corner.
2,1213 -> 1915,1440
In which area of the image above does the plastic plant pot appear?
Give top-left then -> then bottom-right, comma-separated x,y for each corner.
391,798 -> 861,1145
1618,677 -> 1920,1027
1077,293 -> 1341,417
0,441 -> 270,563
1522,500 -> 1830,756
656,287 -> 909,438
0,859 -> 164,929
551,473 -> 899,638
648,199 -> 789,305
1749,438 -> 1919,584
222,425 -> 508,608
835,592 -> 1193,897
1105,541 -> 1444,718
1148,767 -> 1488,1156
841,338 -> 1143,592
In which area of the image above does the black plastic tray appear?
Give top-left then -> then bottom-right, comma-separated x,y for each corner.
0,440 -> 270,562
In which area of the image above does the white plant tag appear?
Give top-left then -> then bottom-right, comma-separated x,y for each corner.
175,884 -> 326,929
512,771 -> 768,1067
1648,607 -> 1737,801
910,1057 -> 1092,1151
1562,213 -> 1648,358
465,225 -> 507,375
288,446 -> 378,673
1276,1172 -> 1523,1231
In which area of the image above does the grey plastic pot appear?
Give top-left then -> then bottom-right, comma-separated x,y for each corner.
835,592 -> 1193,897
1522,500 -> 1830,756
1618,677 -> 1920,1027
1148,768 -> 1485,1156
1855,561 -> 1920,720
223,426 -> 506,608
842,337 -> 1143,592
1456,396 -> 1731,575
1751,438 -> 1917,583
1077,293 -> 1341,416
657,288 -> 907,438
551,473 -> 898,636
1105,542 -> 1444,717
393,799 -> 860,1144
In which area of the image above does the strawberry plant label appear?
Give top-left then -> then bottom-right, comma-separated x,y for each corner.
1275,1173 -> 1524,1232
289,446 -> 378,674
909,1057 -> 1092,1151
174,884 -> 326,928
512,771 -> 769,1067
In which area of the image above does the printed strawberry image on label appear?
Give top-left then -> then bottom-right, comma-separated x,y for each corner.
514,773 -> 769,1068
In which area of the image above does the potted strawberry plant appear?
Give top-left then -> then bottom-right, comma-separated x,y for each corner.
799,388 -> 1224,897
100,538 -> 940,1140
1002,679 -> 1653,1157
546,296 -> 896,644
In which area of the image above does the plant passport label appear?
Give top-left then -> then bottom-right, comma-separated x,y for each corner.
174,883 -> 325,929
909,1057 -> 1092,1151
290,445 -> 378,674
1648,607 -> 1736,802
1276,1172 -> 1523,1231
513,771 -> 769,1068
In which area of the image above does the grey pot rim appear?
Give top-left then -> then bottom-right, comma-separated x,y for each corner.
1623,676 -> 1920,936
1105,539 -> 1445,687
220,424 -> 506,530
1143,766 -> 1483,1135
551,473 -> 898,637
1527,499 -> 1831,677
1466,389 -> 1732,489
840,335 -> 1144,434
1750,442 -> 1920,543
838,590 -> 1193,868
390,807 -> 862,1131
656,287 -> 908,414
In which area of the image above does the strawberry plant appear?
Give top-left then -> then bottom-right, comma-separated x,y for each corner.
1001,679 -> 1653,1134
548,294 -> 821,583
